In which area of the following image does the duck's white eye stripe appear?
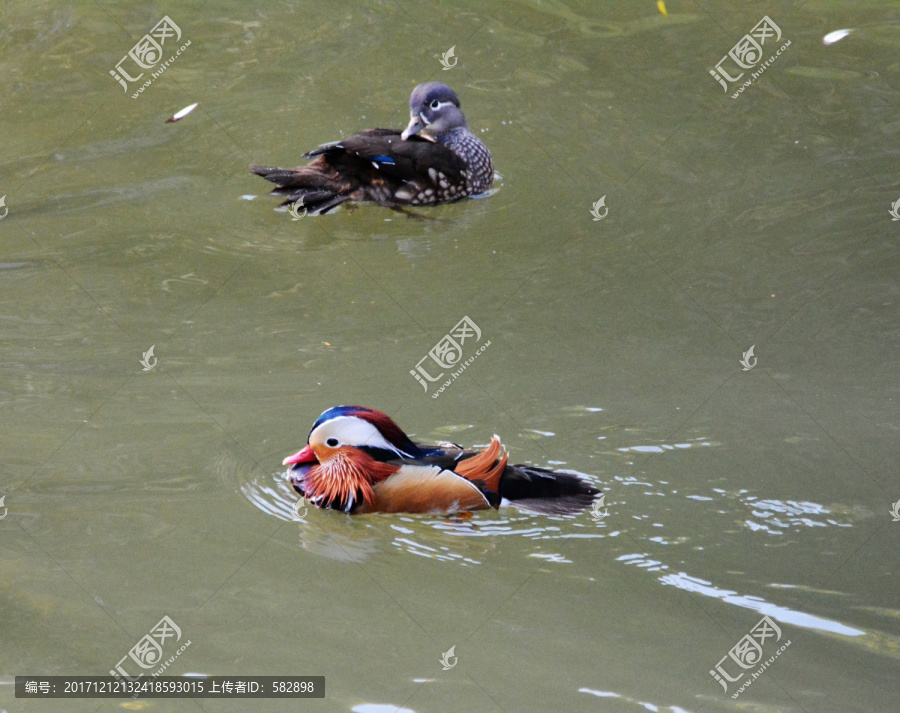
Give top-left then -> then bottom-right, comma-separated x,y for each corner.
311,416 -> 412,458
433,101 -> 455,110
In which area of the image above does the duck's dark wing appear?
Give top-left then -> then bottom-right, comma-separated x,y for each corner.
250,129 -> 468,213
308,129 -> 468,184
411,438 -> 600,515
498,465 -> 600,515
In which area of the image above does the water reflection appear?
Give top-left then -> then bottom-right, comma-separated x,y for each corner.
616,437 -> 715,455
743,497 -> 853,534
617,553 -> 865,637
352,705 -> 416,713
660,570 -> 865,637
579,688 -> 692,713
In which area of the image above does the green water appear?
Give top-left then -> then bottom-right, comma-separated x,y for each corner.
2,1 -> 899,712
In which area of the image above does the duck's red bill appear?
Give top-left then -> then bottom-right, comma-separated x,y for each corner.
282,445 -> 317,467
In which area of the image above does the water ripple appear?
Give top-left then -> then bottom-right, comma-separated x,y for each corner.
579,688 -> 692,713
618,554 -> 864,637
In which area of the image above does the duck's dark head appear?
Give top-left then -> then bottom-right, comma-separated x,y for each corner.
401,82 -> 467,141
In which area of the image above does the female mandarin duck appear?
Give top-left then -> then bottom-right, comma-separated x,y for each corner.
250,82 -> 493,214
283,406 -> 600,516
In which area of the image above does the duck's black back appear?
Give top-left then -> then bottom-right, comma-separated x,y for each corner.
251,128 -> 490,214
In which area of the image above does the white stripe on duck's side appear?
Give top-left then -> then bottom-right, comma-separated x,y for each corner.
356,464 -> 491,514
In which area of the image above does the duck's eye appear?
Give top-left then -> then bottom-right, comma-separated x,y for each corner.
326,438 -> 339,447
430,99 -> 440,109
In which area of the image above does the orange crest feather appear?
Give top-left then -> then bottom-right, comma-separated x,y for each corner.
454,435 -> 507,496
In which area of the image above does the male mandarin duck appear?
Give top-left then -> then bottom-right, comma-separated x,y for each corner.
283,406 -> 600,516
250,82 -> 493,215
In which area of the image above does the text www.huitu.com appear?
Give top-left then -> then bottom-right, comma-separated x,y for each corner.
431,341 -> 491,399
731,40 -> 791,99
732,640 -> 792,698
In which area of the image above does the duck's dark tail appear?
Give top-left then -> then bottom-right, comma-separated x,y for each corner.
249,164 -> 352,215
499,465 -> 600,515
